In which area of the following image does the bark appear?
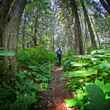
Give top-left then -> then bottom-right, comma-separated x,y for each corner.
51,34 -> 55,51
66,15 -> 75,51
81,0 -> 97,49
83,17 -> 90,49
32,8 -> 40,47
22,12 -> 27,49
4,0 -> 27,50
90,16 -> 101,48
0,0 -> 14,47
0,0 -> 15,82
1,0 -> 27,83
70,0 -> 85,55
33,16 -> 38,46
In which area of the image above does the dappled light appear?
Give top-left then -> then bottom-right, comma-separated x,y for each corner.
55,67 -> 63,71
51,102 -> 75,110
0,0 -> 110,110
48,66 -> 76,110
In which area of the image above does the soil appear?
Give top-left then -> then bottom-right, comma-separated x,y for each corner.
35,66 -> 76,110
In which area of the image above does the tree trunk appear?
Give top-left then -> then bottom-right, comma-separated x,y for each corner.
0,0 -> 14,47
33,16 -> 38,46
81,0 -> 97,49
51,34 -> 55,51
1,0 -> 27,84
90,16 -> 101,48
71,0 -> 85,55
22,11 -> 27,49
0,0 -> 15,85
32,8 -> 40,47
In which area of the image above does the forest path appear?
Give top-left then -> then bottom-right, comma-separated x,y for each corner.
47,66 -> 76,110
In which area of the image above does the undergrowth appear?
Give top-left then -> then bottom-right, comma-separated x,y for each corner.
63,49 -> 110,110
0,47 -> 56,110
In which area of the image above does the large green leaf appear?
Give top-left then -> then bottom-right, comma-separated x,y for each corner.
97,63 -> 110,73
95,80 -> 110,93
0,50 -> 15,57
70,62 -> 89,68
85,84 -> 105,110
65,69 -> 97,78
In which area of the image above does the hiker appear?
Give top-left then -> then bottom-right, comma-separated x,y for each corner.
55,47 -> 62,65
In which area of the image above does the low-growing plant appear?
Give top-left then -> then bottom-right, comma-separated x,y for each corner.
0,47 -> 55,110
63,49 -> 110,110
17,47 -> 56,68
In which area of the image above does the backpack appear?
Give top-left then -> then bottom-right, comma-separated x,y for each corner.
56,48 -> 62,55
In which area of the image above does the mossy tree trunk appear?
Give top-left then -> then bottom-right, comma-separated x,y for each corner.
0,0 -> 27,85
0,0 -> 14,48
70,0 -> 85,55
81,0 -> 97,49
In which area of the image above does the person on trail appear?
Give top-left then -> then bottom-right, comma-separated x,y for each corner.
55,47 -> 62,66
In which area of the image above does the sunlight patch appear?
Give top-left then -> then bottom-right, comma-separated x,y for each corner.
64,99 -> 77,108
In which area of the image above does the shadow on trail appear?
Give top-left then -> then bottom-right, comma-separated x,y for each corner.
35,66 -> 76,110
48,66 -> 76,110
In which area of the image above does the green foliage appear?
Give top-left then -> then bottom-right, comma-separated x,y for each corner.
106,15 -> 110,27
95,80 -> 110,99
65,99 -> 77,108
0,71 -> 40,110
64,69 -> 97,78
0,87 -> 16,105
12,93 -> 38,110
26,0 -> 51,13
0,50 -> 15,57
14,47 -> 55,109
63,49 -> 110,110
17,47 -> 56,67
85,83 -> 105,110
0,47 -> 55,110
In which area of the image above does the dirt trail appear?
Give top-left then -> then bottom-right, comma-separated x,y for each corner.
47,66 -> 76,110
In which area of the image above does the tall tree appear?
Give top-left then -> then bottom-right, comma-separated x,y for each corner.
70,0 -> 85,54
0,0 -> 14,47
56,0 -> 85,54
81,0 -> 97,48
0,0 -> 27,84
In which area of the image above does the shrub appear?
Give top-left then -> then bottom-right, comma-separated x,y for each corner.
17,47 -> 56,67
63,49 -> 110,110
